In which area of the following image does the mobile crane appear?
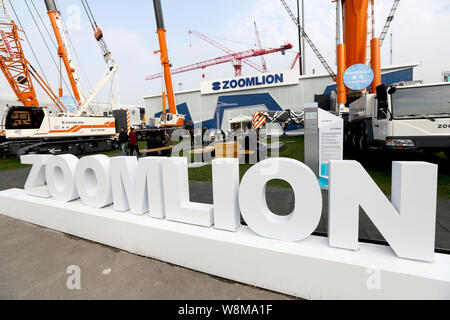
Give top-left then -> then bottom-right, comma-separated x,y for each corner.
152,0 -> 185,128
0,0 -> 119,157
334,0 -> 450,157
133,0 -> 192,144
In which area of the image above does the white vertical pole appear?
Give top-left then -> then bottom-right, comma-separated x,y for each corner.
301,0 -> 306,74
390,32 -> 393,65
337,0 -> 344,45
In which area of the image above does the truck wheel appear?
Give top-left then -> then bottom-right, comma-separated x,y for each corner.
344,129 -> 352,147
358,135 -> 368,152
351,133 -> 359,150
111,141 -> 120,151
136,133 -> 143,141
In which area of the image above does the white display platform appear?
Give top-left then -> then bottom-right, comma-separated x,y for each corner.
1,188 -> 449,300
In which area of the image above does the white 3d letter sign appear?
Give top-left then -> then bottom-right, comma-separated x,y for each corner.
74,155 -> 112,209
45,154 -> 79,202
19,155 -> 438,262
239,158 -> 322,241
328,161 -> 437,262
110,157 -> 165,217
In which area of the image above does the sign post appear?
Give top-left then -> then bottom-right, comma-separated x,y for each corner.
318,109 -> 344,188
304,103 -> 344,188
304,103 -> 319,177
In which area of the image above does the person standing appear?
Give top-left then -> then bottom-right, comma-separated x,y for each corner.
204,125 -> 210,145
119,127 -> 129,156
128,128 -> 141,157
162,130 -> 172,157
189,127 -> 194,147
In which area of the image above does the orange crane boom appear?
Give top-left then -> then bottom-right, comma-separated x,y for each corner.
153,0 -> 176,116
0,0 -> 65,111
0,22 -> 38,106
45,0 -> 83,104
335,0 -> 382,110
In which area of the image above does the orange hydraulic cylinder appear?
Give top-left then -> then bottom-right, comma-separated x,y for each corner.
343,0 -> 369,67
370,37 -> 381,93
156,28 -> 177,115
47,11 -> 81,104
336,43 -> 347,104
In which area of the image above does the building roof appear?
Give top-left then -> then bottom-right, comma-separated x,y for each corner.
142,63 -> 420,100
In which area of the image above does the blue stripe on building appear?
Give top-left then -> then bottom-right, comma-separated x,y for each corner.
200,93 -> 301,131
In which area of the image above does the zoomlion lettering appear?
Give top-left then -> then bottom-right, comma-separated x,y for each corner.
212,73 -> 284,91
20,155 -> 438,263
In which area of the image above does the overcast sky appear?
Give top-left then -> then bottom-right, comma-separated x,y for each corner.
1,0 -> 449,106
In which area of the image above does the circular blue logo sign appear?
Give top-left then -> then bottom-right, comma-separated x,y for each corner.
343,64 -> 374,90
59,95 -> 78,113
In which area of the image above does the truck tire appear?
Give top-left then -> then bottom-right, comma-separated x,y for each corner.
111,140 -> 120,151
358,134 -> 368,152
344,128 -> 352,147
351,132 -> 359,150
136,133 -> 143,141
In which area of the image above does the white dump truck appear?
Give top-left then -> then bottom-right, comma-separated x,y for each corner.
343,82 -> 450,158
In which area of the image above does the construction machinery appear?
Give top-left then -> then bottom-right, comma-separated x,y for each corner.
333,0 -> 450,157
145,43 -> 292,81
0,0 -> 119,157
252,110 -> 304,130
151,0 -> 185,128
280,0 -> 336,79
253,22 -> 268,73
188,30 -> 265,77
0,0 -> 66,139
80,0 -> 120,115
130,0 -> 194,145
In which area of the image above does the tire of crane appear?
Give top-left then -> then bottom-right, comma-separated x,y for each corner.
111,140 -> 120,151
358,134 -> 369,152
351,131 -> 359,150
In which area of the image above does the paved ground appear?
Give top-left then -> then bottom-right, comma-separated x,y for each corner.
0,166 -> 448,299
0,214 -> 291,300
0,167 -> 293,300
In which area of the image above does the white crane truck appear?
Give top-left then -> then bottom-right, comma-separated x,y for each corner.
343,82 -> 450,158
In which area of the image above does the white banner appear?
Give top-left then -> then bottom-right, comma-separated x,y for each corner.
200,70 -> 299,95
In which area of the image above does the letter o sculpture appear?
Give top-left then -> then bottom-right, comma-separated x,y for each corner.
45,154 -> 79,202
239,158 -> 322,242
75,155 -> 113,208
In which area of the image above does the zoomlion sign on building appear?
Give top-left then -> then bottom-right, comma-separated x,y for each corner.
200,70 -> 299,95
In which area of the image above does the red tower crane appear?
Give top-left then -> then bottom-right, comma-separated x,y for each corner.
253,21 -> 267,73
146,43 -> 292,81
188,30 -> 264,75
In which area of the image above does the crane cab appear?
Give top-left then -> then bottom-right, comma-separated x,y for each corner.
156,113 -> 185,128
5,106 -> 46,131
4,105 -> 116,140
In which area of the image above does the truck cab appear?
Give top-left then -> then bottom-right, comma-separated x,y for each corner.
347,82 -> 450,156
